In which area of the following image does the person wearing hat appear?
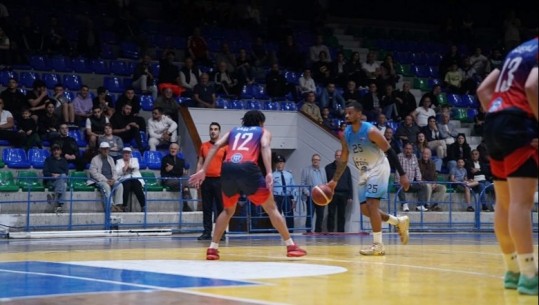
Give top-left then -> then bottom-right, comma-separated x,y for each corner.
115,147 -> 146,212
89,141 -> 124,212
272,154 -> 297,232
43,144 -> 69,213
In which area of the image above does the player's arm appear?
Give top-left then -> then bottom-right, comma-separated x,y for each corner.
189,132 -> 229,187
260,129 -> 274,188
369,127 -> 410,190
328,135 -> 350,189
525,66 -> 538,120
476,68 -> 500,111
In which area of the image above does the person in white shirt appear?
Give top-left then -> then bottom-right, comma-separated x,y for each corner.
298,68 -> 316,96
147,107 -> 178,151
115,147 -> 146,212
309,35 -> 331,63
412,95 -> 437,127
0,98 -> 26,147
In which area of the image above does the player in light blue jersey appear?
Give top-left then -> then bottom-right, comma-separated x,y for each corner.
328,101 -> 411,256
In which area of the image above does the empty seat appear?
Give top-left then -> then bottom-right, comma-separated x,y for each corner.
411,65 -> 430,78
68,129 -> 88,147
110,60 -> 131,76
412,77 -> 430,91
280,101 -> 297,111
28,148 -> 50,169
264,101 -> 281,111
460,94 -> 479,108
42,73 -> 61,89
447,94 -> 464,107
131,150 -> 147,169
103,76 -> 125,93
63,74 -> 83,91
28,55 -> 49,70
245,99 -> 263,110
50,56 -> 73,72
130,131 -> 148,151
140,95 -> 154,111
2,148 -> 32,168
0,171 -> 20,192
215,97 -> 229,109
141,171 -> 164,191
19,71 -> 39,88
120,42 -> 140,59
0,70 -> 18,86
143,151 -> 163,170
70,171 -> 94,191
229,100 -> 245,109
72,57 -> 92,73
91,59 -> 110,74
18,170 -> 45,191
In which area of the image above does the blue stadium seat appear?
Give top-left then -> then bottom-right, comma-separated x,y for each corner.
0,70 -> 18,86
63,74 -> 83,91
68,129 -> 88,147
447,93 -> 464,108
253,84 -> 269,100
63,91 -> 76,101
144,151 -> 163,170
50,56 -> 73,72
215,98 -> 229,109
28,148 -> 50,169
28,55 -> 49,70
264,101 -> 281,110
103,76 -> 125,93
229,100 -> 245,109
460,94 -> 479,108
245,99 -> 263,110
72,57 -> 92,73
19,71 -> 39,88
140,95 -> 154,111
281,101 -> 297,111
2,148 -> 32,169
42,73 -> 61,89
121,42 -> 140,59
428,65 -> 440,78
130,131 -> 148,150
467,108 -> 479,122
411,65 -> 430,78
100,43 -> 115,59
240,84 -> 256,99
131,150 -> 146,169
110,60 -> 130,76
91,59 -> 110,74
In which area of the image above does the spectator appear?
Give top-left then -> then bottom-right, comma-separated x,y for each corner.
298,69 -> 316,96
319,82 -> 345,118
443,62 -> 464,94
51,84 -> 75,125
110,103 -> 145,153
324,150 -> 353,232
213,42 -> 236,73
446,133 -> 472,174
72,85 -> 93,126
235,48 -> 255,87
449,158 -> 476,212
115,147 -> 145,212
92,86 -> 114,118
160,143 -> 188,193
466,149 -> 492,211
301,154 -> 327,233
384,127 -> 401,156
330,51 -> 347,87
251,36 -> 271,68
422,116 -> 448,159
361,51 -> 382,87
277,34 -> 302,71
424,84 -> 443,109
418,148 -> 447,211
85,105 -> 109,149
273,154 -> 297,232
147,107 -> 177,151
158,49 -> 180,87
178,57 -> 200,98
26,79 -> 50,122
98,123 -> 123,161
89,142 -> 124,212
342,80 -> 360,102
43,144 -> 68,213
412,95 -> 437,128
213,60 -> 239,97
395,82 -> 417,120
379,54 -> 399,88
193,73 -> 216,108
379,83 -> 399,120
309,34 -> 331,64
300,92 -> 323,123
360,81 -> 382,121
397,143 -> 428,212
0,97 -> 25,147
321,107 -> 336,131
344,51 -> 365,86
439,112 -> 459,144
414,131 -> 442,172
53,123 -> 85,171
265,63 -> 289,99
38,101 -> 61,143
395,115 -> 420,147
131,54 -> 157,100
114,87 -> 146,132
374,113 -> 389,134
473,106 -> 486,136
311,50 -> 332,86
0,78 -> 26,123
17,108 -> 42,150
187,27 -> 211,67
153,87 -> 179,123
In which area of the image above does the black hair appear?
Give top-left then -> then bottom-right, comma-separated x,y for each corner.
210,122 -> 221,130
345,101 -> 363,112
242,110 -> 265,127
152,106 -> 163,113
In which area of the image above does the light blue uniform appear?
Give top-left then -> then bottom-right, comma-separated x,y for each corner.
344,122 -> 390,203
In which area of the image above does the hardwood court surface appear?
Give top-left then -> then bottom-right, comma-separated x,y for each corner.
0,233 -> 537,305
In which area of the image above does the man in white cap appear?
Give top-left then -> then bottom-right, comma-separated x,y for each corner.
115,147 -> 146,212
89,142 -> 124,212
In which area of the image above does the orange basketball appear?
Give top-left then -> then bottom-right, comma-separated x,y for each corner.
311,184 -> 334,206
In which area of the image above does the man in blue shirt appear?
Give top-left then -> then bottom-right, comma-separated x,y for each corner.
272,154 -> 297,232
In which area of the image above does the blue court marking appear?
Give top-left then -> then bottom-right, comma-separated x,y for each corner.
0,261 -> 256,299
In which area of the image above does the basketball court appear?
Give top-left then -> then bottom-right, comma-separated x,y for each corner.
0,232 -> 537,304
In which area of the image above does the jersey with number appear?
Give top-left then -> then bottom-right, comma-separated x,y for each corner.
225,126 -> 264,164
487,37 -> 538,117
344,122 -> 386,172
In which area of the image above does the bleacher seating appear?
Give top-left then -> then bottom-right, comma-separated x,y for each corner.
50,56 -> 73,72
141,171 -> 164,191
68,129 -> 88,147
132,151 -> 146,169
28,148 -> 50,169
3,148 -> 32,169
19,71 -> 39,88
42,73 -> 61,89
17,170 -> 45,191
72,57 -> 93,73
103,76 -> 126,93
70,171 -> 94,191
63,74 -> 83,91
144,151 -> 163,170
0,171 -> 20,192
0,70 -> 18,86
140,95 -> 154,111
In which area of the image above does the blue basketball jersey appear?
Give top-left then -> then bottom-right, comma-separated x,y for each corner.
344,122 -> 386,171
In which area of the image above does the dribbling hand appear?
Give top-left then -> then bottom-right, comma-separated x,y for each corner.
327,180 -> 337,191
399,175 -> 411,191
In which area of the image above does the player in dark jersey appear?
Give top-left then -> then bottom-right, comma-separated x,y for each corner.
189,110 -> 307,260
476,37 -> 538,295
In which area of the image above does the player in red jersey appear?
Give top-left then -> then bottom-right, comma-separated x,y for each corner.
476,37 -> 538,295
189,110 -> 307,260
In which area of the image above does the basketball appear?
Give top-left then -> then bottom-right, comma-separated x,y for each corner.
311,184 -> 334,206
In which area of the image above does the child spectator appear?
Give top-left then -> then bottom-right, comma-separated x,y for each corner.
18,108 -> 42,150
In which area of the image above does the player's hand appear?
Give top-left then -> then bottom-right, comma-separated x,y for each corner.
265,173 -> 273,189
399,175 -> 410,191
327,180 -> 337,191
188,170 -> 206,189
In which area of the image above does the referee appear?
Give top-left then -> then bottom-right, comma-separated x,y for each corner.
272,155 -> 297,232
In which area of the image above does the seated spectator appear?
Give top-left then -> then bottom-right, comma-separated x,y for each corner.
26,79 -> 51,122
344,52 -> 365,86
110,103 -> 145,153
160,143 -> 187,191
115,147 -> 146,212
412,95 -> 437,128
158,49 -> 180,88
178,57 -> 200,98
321,107 -> 336,131
18,108 -> 42,150
213,61 -> 239,97
446,133 -> 472,174
319,82 -> 345,118
330,51 -> 347,87
443,62 -> 464,94
51,83 -> 74,125
72,85 -> 93,126
439,112 -> 458,144
418,148 -> 447,211
395,115 -> 421,147
147,107 -> 178,151
397,143 -> 428,212
374,113 -> 389,134
131,54 -> 157,100
0,78 -> 26,123
342,80 -> 360,103
395,82 -> 417,120
38,101 -> 61,143
361,51 -> 382,87
43,144 -> 69,213
92,86 -> 114,118
298,68 -> 316,96
265,63 -> 293,99
114,87 -> 146,132
309,34 -> 331,64
213,42 -> 236,73
187,27 -> 211,67
300,92 -> 323,123
0,98 -> 26,148
193,73 -> 216,108
154,87 -> 179,123
85,105 -> 109,149
277,34 -> 302,71
384,127 -> 402,155
379,54 -> 399,88
379,83 -> 399,120
423,84 -> 443,110
449,158 -> 477,211
311,50 -> 332,86
415,131 -> 442,172
89,142 -> 124,212
422,116 -> 447,159
251,36 -> 271,68
53,123 -> 85,171
466,149 -> 492,211
235,48 -> 255,87
360,81 -> 382,121
473,106 -> 486,136
98,123 -> 123,161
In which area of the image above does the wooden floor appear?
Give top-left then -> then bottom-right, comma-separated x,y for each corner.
0,232 -> 537,305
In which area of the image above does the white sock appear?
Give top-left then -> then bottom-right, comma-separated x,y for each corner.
386,215 -> 399,226
209,242 -> 219,249
517,253 -> 538,278
373,231 -> 382,244
503,253 -> 519,273
284,238 -> 294,246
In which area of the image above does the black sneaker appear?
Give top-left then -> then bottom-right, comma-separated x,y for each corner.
466,206 -> 475,212
197,233 -> 211,240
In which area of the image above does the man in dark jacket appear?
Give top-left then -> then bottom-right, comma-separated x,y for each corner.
43,144 -> 69,213
324,149 -> 354,232
53,123 -> 85,171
